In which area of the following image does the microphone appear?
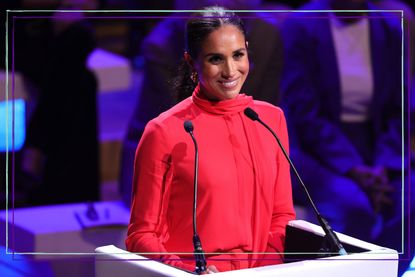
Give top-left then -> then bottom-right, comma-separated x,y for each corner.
243,107 -> 347,256
183,120 -> 207,274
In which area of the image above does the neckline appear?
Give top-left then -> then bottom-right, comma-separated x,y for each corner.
191,84 -> 253,115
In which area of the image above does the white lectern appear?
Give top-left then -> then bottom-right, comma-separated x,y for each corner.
95,220 -> 398,277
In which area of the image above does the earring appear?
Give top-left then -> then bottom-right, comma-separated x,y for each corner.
191,71 -> 198,83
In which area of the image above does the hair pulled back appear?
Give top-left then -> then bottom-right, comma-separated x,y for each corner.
173,6 -> 246,101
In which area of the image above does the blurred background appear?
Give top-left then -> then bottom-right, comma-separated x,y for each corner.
0,0 -> 414,276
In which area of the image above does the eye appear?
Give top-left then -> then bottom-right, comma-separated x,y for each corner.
233,51 -> 245,60
208,55 -> 223,64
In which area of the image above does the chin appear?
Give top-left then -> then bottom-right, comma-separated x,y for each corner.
223,91 -> 240,99
205,86 -> 241,100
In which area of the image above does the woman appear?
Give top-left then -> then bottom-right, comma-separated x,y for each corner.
126,7 -> 295,273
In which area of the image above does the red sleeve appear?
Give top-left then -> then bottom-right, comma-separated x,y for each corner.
267,110 -> 296,255
125,120 -> 195,272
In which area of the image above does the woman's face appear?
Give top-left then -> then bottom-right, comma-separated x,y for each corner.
193,25 -> 249,101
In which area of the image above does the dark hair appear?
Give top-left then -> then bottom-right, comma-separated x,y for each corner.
173,6 -> 247,102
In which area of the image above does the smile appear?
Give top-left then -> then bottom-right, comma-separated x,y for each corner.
219,79 -> 238,89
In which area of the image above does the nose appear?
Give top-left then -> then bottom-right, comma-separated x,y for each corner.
222,59 -> 236,79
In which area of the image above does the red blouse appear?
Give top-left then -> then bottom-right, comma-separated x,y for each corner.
126,87 -> 296,272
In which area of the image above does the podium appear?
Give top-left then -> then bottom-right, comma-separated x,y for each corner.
95,220 -> 398,277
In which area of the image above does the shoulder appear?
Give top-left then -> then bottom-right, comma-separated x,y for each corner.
143,18 -> 184,47
365,4 -> 402,42
251,100 -> 286,120
147,97 -> 194,130
370,0 -> 415,21
141,98 -> 193,148
282,1 -> 329,35
247,13 -> 282,49
141,18 -> 185,63
137,98 -> 194,154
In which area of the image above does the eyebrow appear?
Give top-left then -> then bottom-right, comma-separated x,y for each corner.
204,48 -> 247,58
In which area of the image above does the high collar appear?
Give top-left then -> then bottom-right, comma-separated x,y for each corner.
191,84 -> 253,115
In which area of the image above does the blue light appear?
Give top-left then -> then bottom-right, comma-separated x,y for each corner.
401,255 -> 415,277
0,99 -> 26,152
0,246 -> 53,276
402,270 -> 415,277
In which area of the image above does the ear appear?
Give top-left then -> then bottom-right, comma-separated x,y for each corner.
184,52 -> 194,68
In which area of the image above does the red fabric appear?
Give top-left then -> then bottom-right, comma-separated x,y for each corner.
126,86 -> 296,272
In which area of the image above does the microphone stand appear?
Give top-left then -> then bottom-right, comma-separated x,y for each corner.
184,121 -> 207,274
244,108 -> 347,256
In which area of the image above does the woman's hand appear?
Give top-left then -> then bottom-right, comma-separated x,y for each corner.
201,265 -> 219,274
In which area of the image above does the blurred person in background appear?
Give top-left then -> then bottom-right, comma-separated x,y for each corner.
370,0 -> 415,165
280,0 -> 414,274
20,0 -> 100,205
